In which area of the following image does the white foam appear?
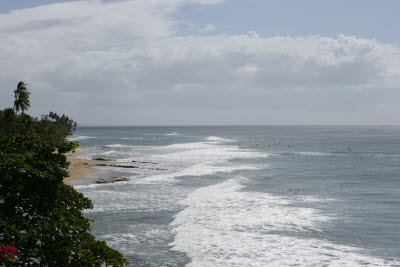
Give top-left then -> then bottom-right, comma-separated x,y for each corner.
124,140 -> 269,184
135,163 -> 265,184
97,233 -> 141,251
71,154 -> 92,160
106,144 -> 132,148
153,143 -> 268,163
160,142 -> 212,150
112,140 -> 267,164
97,228 -> 171,256
75,183 -> 109,190
165,132 -> 181,136
99,150 -> 119,156
109,142 -> 200,150
97,138 -> 270,185
78,179 -> 191,213
171,179 -> 397,266
66,135 -> 96,141
176,163 -> 265,178
205,136 -> 235,143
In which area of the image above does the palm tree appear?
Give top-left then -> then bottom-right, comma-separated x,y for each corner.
13,81 -> 30,114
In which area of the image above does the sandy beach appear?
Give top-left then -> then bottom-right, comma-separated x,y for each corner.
64,147 -> 97,183
64,146 -> 116,184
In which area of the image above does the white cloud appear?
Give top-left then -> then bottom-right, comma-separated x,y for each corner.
0,0 -> 400,125
200,24 -> 216,32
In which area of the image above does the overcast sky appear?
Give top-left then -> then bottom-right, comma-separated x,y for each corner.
1,0 -> 400,126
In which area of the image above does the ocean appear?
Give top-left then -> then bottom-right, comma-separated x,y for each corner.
71,126 -> 400,266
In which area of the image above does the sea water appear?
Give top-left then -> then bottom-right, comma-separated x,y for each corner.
71,126 -> 400,266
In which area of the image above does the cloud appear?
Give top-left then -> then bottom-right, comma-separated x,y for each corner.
0,0 -> 400,125
200,24 -> 216,32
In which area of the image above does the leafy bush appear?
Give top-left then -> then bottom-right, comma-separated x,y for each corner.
0,82 -> 128,266
0,134 -> 128,266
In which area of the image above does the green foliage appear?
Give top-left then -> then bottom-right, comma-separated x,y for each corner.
0,134 -> 128,266
0,82 -> 128,266
40,111 -> 78,144
13,82 -> 30,114
0,109 -> 18,136
0,109 -> 77,144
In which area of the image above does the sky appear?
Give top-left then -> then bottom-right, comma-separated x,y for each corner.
0,0 -> 400,126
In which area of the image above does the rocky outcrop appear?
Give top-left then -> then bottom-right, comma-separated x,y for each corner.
95,163 -> 139,168
95,177 -> 130,184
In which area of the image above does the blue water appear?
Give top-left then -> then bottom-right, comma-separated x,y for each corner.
71,126 -> 400,266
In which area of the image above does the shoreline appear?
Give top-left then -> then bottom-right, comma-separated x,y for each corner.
64,147 -> 100,184
64,146 -> 117,184
64,135 -> 136,184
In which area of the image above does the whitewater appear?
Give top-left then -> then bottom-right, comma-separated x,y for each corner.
71,126 -> 400,266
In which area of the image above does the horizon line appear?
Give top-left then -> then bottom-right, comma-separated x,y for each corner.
76,124 -> 400,128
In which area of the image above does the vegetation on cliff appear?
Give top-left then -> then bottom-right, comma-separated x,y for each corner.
0,82 -> 128,266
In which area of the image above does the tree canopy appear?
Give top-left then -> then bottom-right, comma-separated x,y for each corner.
0,82 -> 128,266
13,82 -> 30,114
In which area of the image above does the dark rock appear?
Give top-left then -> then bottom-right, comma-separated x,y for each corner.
94,163 -> 138,169
108,164 -> 138,169
145,167 -> 168,171
94,177 -> 130,184
95,179 -> 108,184
114,177 -> 129,182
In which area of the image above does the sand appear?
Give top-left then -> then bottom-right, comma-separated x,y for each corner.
64,147 -> 112,184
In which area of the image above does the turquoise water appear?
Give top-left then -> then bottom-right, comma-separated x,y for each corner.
71,126 -> 400,266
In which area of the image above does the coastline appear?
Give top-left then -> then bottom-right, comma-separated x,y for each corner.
64,136 -> 137,184
64,147 -> 100,184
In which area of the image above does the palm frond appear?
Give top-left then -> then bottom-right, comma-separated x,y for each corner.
13,81 -> 30,113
